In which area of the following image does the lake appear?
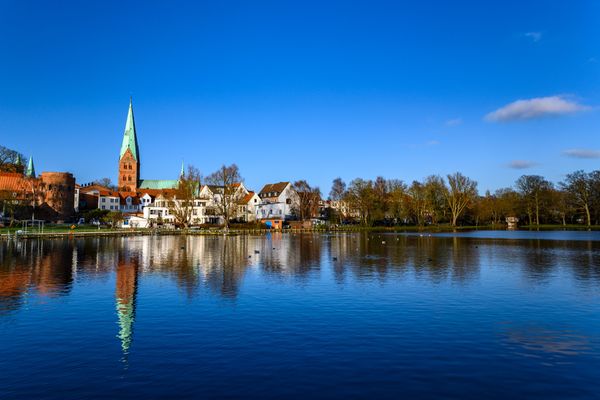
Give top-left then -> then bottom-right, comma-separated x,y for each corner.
1,232 -> 600,399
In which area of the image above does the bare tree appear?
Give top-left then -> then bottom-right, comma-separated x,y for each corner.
169,165 -> 202,228
561,170 -> 594,227
293,180 -> 321,221
94,177 -> 117,190
387,179 -> 408,224
346,178 -> 375,226
424,175 -> 446,224
407,180 -> 427,226
372,176 -> 389,222
329,177 -> 346,223
206,164 -> 243,229
0,145 -> 25,173
444,172 -> 478,226
329,178 -> 346,201
516,175 -> 552,226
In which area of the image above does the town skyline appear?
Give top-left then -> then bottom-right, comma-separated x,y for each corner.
1,1 -> 599,194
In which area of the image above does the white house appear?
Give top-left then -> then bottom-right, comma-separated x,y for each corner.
122,214 -> 150,229
139,182 -> 264,226
255,182 -> 299,222
96,190 -> 120,211
237,191 -> 261,222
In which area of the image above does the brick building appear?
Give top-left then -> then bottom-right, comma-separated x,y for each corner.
0,163 -> 76,222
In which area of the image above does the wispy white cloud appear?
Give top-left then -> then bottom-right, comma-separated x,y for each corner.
507,160 -> 538,169
524,31 -> 542,42
426,140 -> 440,146
485,96 -> 590,122
563,148 -> 600,159
445,118 -> 462,127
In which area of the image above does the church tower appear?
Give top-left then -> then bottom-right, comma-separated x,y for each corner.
118,98 -> 140,192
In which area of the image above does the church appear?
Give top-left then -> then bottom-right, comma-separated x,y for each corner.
118,98 -> 180,192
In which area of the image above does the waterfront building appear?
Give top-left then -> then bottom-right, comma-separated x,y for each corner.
0,155 -> 76,222
81,99 -> 269,227
118,98 -> 179,193
255,181 -> 299,224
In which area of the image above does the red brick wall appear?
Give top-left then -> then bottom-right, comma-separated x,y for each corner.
118,149 -> 139,192
40,172 -> 75,219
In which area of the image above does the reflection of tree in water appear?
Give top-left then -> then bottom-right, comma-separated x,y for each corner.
141,235 -> 253,299
151,236 -> 202,298
258,233 -> 323,280
2,234 -> 600,317
329,233 -> 401,281
448,237 -> 480,283
520,239 -> 559,281
477,238 -> 600,284
327,234 -> 478,284
411,236 -> 452,283
202,236 -> 251,299
286,233 -> 322,278
258,233 -> 286,274
568,241 -> 600,284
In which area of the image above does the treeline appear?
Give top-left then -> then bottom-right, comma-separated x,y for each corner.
328,170 -> 600,228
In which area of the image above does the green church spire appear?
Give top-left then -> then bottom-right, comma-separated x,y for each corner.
120,97 -> 140,162
180,160 -> 185,178
25,156 -> 36,178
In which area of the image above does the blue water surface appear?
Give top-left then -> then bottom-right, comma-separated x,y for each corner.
1,232 -> 599,399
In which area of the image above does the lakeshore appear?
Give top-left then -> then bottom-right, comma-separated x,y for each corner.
2,223 -> 600,241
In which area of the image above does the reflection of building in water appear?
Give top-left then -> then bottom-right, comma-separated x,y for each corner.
115,252 -> 139,354
124,235 -> 255,299
0,240 -> 75,315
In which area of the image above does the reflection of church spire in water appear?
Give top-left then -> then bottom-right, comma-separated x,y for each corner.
115,254 -> 138,356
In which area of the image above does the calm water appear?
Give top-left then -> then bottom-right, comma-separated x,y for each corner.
1,232 -> 600,399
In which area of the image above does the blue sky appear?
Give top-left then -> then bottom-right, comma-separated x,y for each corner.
1,1 -> 599,195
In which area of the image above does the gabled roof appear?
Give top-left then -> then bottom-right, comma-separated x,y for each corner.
119,98 -> 140,162
259,182 -> 290,196
97,189 -> 120,197
239,191 -> 257,205
138,179 -> 179,190
205,185 -> 223,193
118,192 -> 141,205
140,188 -> 177,198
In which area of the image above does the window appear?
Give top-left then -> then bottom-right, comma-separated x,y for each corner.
101,206 -> 105,210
